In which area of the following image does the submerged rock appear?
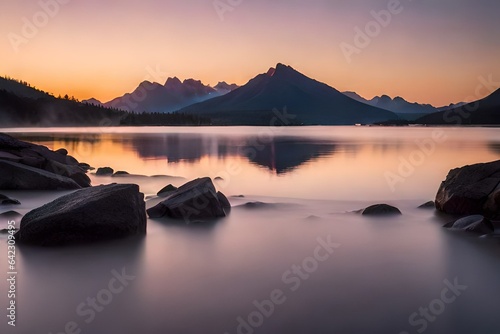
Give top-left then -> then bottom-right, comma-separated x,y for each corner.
113,171 -> 130,177
362,204 -> 402,216
444,215 -> 494,234
0,194 -> 20,205
15,184 -> 146,246
435,160 -> 500,217
147,177 -> 228,222
0,210 -> 22,219
418,201 -> 435,209
96,167 -> 114,176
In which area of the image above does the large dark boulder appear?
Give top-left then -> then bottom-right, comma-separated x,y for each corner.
435,160 -> 500,217
0,133 -> 91,189
147,177 -> 229,222
15,184 -> 146,246
0,160 -> 81,190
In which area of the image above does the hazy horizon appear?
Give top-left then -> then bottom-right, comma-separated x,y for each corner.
2,0 -> 500,106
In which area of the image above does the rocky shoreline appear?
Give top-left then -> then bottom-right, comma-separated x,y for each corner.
1,133 -> 499,247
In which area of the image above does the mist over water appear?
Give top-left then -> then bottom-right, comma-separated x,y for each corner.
1,126 -> 500,334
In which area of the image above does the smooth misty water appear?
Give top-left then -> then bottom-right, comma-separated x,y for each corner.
1,126 -> 500,334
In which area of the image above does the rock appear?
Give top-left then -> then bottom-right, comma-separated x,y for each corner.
96,167 -> 114,176
231,195 -> 245,198
0,133 -> 91,190
45,160 -> 91,187
113,171 -> 130,177
237,202 -> 278,210
484,185 -> 500,216
157,184 -> 178,196
0,160 -> 81,190
435,160 -> 500,217
418,201 -> 435,209
78,163 -> 94,171
217,191 -> 231,210
362,204 -> 402,216
147,177 -> 228,222
0,210 -> 22,219
55,148 -> 68,156
444,215 -> 494,234
0,194 -> 20,205
15,184 -> 146,246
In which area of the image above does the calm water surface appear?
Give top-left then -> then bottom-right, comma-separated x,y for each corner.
0,126 -> 499,334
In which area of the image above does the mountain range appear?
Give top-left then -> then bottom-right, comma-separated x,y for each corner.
2,62 -> 500,126
178,63 -> 398,125
86,79 -> 239,114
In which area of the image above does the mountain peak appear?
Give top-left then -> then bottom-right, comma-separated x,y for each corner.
165,77 -> 182,87
266,67 -> 276,77
274,63 -> 297,75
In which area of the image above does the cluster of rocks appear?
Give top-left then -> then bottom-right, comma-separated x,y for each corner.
0,134 -> 232,246
0,133 -> 91,190
12,176 -> 229,246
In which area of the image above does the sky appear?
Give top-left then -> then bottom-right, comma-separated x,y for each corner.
1,0 -> 499,106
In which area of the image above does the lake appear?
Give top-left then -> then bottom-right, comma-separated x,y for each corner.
1,126 -> 500,334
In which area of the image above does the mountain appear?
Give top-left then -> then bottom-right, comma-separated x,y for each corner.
436,102 -> 467,112
214,81 -> 239,95
0,76 -> 51,99
0,79 -> 211,127
82,98 -> 103,106
417,89 -> 500,125
178,63 -> 398,125
342,91 -> 437,121
103,78 -> 237,113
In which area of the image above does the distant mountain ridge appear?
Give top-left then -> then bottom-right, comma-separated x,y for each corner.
178,63 -> 398,125
95,78 -> 239,113
417,88 -> 500,125
342,91 -> 441,121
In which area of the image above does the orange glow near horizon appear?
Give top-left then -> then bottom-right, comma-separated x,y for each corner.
1,1 -> 499,106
